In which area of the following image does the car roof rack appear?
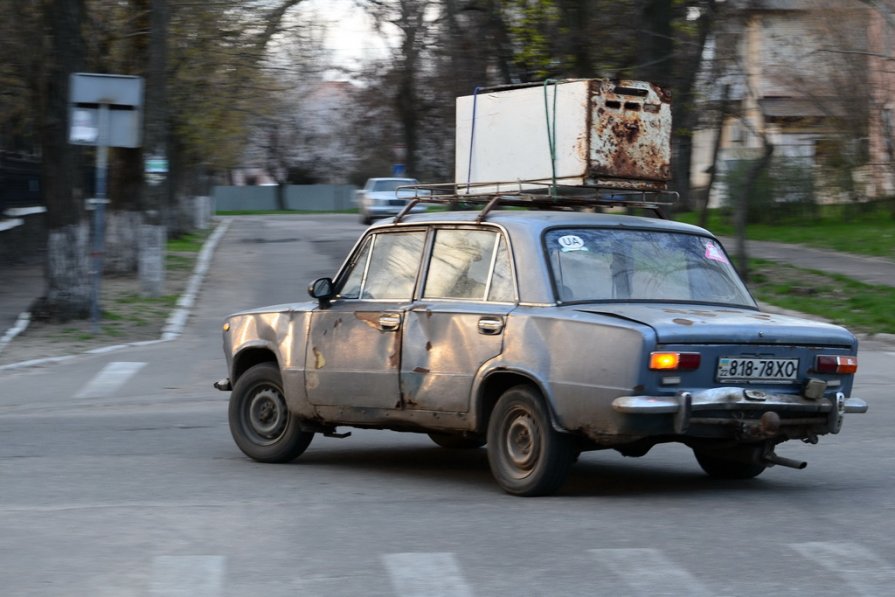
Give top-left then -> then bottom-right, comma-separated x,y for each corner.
392,180 -> 678,224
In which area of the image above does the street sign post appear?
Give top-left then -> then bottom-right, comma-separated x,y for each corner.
69,73 -> 144,332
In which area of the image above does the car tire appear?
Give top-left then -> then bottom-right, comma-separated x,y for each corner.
228,362 -> 314,463
359,212 -> 372,225
487,385 -> 574,496
693,446 -> 767,479
427,432 -> 486,450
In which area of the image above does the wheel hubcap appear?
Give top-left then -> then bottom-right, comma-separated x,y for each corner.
247,386 -> 287,442
505,410 -> 539,472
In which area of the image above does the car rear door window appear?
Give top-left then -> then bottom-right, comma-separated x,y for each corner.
423,229 -> 514,302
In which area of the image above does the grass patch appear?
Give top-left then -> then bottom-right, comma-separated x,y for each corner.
166,254 -> 193,271
748,259 -> 895,334
167,229 -> 212,253
116,293 -> 178,307
675,204 -> 895,259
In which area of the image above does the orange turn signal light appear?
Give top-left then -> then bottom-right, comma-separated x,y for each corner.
649,352 -> 701,371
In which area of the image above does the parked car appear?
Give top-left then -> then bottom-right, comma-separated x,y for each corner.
356,177 -> 428,225
215,194 -> 867,496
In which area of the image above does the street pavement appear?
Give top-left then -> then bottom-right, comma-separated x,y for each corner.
1,222 -> 894,360
1,214 -> 893,596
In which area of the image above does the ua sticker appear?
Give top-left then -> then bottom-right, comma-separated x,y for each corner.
558,235 -> 586,252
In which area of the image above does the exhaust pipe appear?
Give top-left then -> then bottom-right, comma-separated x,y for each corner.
763,451 -> 807,470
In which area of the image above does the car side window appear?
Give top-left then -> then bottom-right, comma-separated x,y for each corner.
339,231 -> 425,300
338,237 -> 372,299
423,229 -> 514,302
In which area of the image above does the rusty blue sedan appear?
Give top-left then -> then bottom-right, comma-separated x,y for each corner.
215,193 -> 867,496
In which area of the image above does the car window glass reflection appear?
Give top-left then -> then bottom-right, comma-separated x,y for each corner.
546,228 -> 753,306
338,237 -> 372,299
424,229 -> 511,301
360,231 -> 425,300
487,236 -> 514,302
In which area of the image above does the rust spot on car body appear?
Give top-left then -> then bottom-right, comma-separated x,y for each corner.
673,318 -> 694,326
413,367 -> 430,374
354,312 -> 381,329
312,347 -> 326,369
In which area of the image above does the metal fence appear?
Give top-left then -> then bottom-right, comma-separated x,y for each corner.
212,184 -> 357,212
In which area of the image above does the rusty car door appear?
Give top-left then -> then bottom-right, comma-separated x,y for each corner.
400,228 -> 516,413
305,230 -> 426,409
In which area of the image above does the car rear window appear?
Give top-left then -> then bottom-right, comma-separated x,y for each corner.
545,228 -> 755,306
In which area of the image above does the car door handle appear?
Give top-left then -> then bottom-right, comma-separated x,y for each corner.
478,317 -> 504,335
379,313 -> 402,331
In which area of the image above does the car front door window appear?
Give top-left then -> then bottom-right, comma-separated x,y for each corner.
339,232 -> 425,300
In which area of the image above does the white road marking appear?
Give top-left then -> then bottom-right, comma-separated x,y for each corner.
589,548 -> 712,596
73,361 -> 147,399
383,552 -> 474,597
149,555 -> 225,597
790,541 -> 895,596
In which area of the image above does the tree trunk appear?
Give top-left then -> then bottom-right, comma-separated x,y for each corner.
700,84 -> 730,228
735,141 -> 774,282
35,0 -> 89,321
139,0 -> 170,297
106,148 -> 145,274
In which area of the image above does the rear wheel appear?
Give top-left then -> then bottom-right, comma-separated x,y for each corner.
428,432 -> 485,450
228,363 -> 314,463
486,385 -> 574,496
693,445 -> 767,479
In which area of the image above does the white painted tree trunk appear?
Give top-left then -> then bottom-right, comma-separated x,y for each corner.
105,210 -> 143,274
43,222 -> 91,321
139,224 -> 166,297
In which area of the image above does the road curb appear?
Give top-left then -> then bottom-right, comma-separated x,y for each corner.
0,219 -> 231,372
0,312 -> 31,356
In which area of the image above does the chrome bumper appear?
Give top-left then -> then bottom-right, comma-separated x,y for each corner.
612,388 -> 868,435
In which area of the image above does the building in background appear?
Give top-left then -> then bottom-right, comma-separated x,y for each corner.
691,0 -> 895,207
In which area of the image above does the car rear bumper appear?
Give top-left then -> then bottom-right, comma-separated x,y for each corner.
612,388 -> 867,437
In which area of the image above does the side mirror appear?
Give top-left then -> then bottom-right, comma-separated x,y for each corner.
308,277 -> 335,307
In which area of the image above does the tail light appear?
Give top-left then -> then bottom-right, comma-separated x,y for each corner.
649,352 -> 701,371
815,355 -> 858,374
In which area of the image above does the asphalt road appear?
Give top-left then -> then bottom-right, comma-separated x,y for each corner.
1,215 -> 893,597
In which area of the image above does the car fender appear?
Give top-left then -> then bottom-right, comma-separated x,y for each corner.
470,357 -> 566,434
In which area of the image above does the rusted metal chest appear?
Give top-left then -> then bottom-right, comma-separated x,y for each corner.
454,79 -> 672,193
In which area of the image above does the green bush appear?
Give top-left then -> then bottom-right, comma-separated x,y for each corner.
721,157 -> 818,224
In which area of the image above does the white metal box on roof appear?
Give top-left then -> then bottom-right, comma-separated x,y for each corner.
454,79 -> 671,194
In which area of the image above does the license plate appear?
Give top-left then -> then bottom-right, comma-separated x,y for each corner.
717,357 -> 799,382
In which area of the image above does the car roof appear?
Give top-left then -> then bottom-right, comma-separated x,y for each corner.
371,209 -> 713,237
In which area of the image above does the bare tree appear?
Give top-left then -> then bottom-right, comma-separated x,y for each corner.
358,0 -> 439,177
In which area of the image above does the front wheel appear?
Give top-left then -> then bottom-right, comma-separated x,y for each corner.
486,385 -> 574,496
228,362 -> 314,463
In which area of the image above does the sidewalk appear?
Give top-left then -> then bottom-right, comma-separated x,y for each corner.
0,260 -> 44,345
718,237 -> 895,288
0,221 -> 230,363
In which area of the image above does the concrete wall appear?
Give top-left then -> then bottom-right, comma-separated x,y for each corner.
213,184 -> 357,212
